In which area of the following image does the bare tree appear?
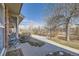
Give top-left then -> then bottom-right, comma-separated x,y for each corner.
45,15 -> 65,39
63,4 -> 79,41
45,3 -> 79,41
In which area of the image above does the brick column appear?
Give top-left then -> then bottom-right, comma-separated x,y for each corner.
5,6 -> 9,48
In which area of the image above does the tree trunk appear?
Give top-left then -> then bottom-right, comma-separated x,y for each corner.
49,28 -> 51,39
65,18 -> 70,41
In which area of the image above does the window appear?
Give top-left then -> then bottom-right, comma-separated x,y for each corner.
0,28 -> 4,53
0,4 -> 5,54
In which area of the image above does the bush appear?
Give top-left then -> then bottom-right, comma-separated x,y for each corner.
19,32 -> 31,43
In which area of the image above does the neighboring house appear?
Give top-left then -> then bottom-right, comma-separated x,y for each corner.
0,3 -> 23,56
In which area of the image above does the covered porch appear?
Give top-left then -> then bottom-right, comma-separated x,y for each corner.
4,3 -> 23,55
8,14 -> 23,47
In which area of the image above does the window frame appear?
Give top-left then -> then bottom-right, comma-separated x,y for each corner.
0,3 -> 5,56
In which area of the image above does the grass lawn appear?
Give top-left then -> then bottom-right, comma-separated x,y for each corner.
51,38 -> 79,50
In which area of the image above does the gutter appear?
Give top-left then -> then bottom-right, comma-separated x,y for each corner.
19,3 -> 23,14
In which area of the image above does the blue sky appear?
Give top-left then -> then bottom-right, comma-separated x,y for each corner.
20,3 -> 55,27
20,3 -> 79,28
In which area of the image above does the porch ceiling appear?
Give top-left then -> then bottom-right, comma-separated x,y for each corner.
5,3 -> 24,28
18,15 -> 24,24
5,3 -> 22,14
9,15 -> 24,28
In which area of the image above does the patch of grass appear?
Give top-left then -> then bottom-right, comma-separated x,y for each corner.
51,38 -> 79,50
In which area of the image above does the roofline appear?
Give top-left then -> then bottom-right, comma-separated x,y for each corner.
19,15 -> 24,24
19,3 -> 23,14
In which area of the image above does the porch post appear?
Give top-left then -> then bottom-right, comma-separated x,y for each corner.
1,3 -> 5,48
5,6 -> 9,48
16,16 -> 19,39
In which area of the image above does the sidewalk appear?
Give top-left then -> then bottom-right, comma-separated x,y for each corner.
32,35 -> 79,55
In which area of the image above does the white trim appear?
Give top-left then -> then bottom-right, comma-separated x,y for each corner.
0,3 -> 5,28
0,3 -> 6,56
0,48 -> 6,56
1,4 -> 5,9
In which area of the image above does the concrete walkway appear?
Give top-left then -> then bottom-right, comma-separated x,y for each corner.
31,35 -> 79,55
